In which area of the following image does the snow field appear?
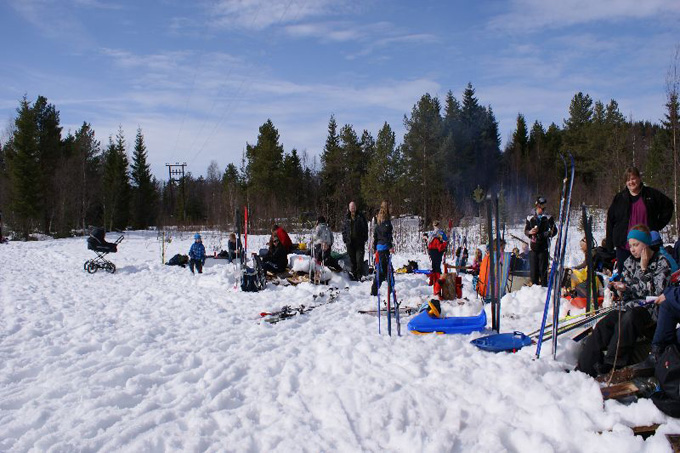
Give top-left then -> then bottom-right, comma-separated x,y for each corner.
1,227 -> 679,452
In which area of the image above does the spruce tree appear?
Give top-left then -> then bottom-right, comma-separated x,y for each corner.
402,93 -> 445,223
320,115 -> 344,220
245,119 -> 284,216
281,149 -> 304,210
6,96 -> 41,238
101,127 -> 130,231
130,127 -> 156,229
72,122 -> 101,231
33,96 -> 63,233
362,122 -> 399,212
662,90 -> 680,232
222,163 -> 243,224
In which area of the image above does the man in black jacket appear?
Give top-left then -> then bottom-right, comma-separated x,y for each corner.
605,167 -> 674,274
342,201 -> 369,280
525,196 -> 557,286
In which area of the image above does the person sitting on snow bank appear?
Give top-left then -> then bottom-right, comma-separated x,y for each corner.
262,235 -> 288,274
227,232 -> 242,263
271,224 -> 293,253
188,233 -> 206,274
312,216 -> 340,271
576,225 -> 671,377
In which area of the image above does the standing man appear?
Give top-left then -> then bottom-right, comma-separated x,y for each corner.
525,196 -> 557,286
605,167 -> 674,274
342,201 -> 369,281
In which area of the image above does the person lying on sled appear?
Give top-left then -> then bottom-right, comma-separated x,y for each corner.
576,225 -> 671,377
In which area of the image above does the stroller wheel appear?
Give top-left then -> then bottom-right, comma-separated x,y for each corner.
83,260 -> 91,271
105,262 -> 116,274
86,261 -> 98,274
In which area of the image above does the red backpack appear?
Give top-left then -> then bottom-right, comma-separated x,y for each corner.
429,237 -> 448,253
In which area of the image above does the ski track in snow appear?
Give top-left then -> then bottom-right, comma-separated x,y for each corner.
1,227 -> 679,452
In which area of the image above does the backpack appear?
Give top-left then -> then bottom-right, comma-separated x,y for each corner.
241,254 -> 266,292
651,344 -> 680,417
166,254 -> 188,267
429,237 -> 448,253
241,268 -> 261,292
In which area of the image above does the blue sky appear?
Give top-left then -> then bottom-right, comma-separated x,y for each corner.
1,0 -> 679,179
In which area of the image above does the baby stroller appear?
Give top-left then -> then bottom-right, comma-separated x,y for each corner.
84,227 -> 124,274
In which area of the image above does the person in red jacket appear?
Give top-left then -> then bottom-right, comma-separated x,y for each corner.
271,224 -> 293,253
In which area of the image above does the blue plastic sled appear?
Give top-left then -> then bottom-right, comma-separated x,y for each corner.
470,331 -> 532,352
407,309 -> 487,335
413,269 -> 432,274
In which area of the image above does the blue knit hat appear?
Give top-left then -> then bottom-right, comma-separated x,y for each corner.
194,233 -> 201,240
627,229 -> 651,246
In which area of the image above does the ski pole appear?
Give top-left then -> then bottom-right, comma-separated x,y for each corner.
389,255 -> 401,336
376,251 -> 381,335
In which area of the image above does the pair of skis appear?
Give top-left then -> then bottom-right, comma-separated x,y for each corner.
581,204 -> 598,312
486,194 -> 502,332
260,287 -> 340,324
535,152 -> 575,359
375,254 -> 401,336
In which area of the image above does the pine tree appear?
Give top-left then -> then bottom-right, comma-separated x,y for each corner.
337,124 -> 364,221
130,127 -> 156,229
222,163 -> 243,225
563,92 -> 597,184
402,93 -> 445,223
662,90 -> 679,233
245,119 -> 284,217
320,115 -> 344,220
101,127 -> 130,231
5,96 -> 41,238
362,122 -> 399,212
281,149 -> 304,210
73,122 -> 101,231
33,96 -> 63,233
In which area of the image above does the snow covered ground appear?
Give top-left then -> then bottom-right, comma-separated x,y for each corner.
2,224 -> 680,452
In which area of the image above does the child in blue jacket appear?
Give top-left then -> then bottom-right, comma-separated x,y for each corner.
189,233 -> 206,274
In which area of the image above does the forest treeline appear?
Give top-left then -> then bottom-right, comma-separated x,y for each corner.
1,81 -> 678,239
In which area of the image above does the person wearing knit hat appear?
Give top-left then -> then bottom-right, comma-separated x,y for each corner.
650,231 -> 679,273
577,224 -> 672,377
188,233 -> 206,274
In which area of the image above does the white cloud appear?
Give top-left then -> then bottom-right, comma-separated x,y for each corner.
488,0 -> 680,33
7,0 -> 92,43
285,21 -> 367,42
207,0 -> 361,31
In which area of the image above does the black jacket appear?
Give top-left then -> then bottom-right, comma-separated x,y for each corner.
524,213 -> 557,252
342,211 -> 368,246
265,242 -> 288,269
605,185 -> 674,251
373,219 -> 393,252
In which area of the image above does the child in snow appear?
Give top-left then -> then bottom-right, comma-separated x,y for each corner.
188,233 -> 206,274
